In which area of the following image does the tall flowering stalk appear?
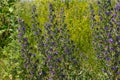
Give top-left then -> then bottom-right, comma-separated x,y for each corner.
43,3 -> 77,79
43,3 -> 64,79
18,18 -> 33,79
91,0 -> 120,79
30,5 -> 46,79
18,17 -> 40,80
31,5 -> 44,52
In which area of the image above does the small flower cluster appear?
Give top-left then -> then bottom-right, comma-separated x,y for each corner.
91,0 -> 120,79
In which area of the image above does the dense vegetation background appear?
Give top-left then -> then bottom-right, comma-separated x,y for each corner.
0,0 -> 120,80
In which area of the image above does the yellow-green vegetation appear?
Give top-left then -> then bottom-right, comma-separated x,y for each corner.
16,0 -> 95,64
16,0 -> 93,53
14,1 -> 103,79
0,0 -> 111,80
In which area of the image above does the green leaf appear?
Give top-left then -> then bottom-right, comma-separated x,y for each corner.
9,7 -> 13,13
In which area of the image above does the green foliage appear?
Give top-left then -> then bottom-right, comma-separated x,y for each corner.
0,0 -> 18,48
10,1 -> 99,79
1,0 -> 116,80
0,0 -> 18,79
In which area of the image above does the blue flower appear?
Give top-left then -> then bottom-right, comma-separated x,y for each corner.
105,11 -> 112,15
48,55 -> 52,59
54,51 -> 58,55
116,36 -> 120,40
34,31 -> 38,35
22,27 -> 25,31
117,72 -> 120,74
114,3 -> 120,11
109,38 -> 113,43
32,24 -> 36,27
106,57 -> 110,61
18,33 -> 23,37
51,42 -> 55,45
104,26 -> 108,30
33,53 -> 36,57
111,67 -> 115,70
116,27 -> 119,31
56,58 -> 61,62
112,14 -> 117,17
23,38 -> 28,42
116,22 -> 120,26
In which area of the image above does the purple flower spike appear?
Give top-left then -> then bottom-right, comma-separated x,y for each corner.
116,27 -> 119,31
44,44 -> 48,47
104,26 -> 108,30
54,52 -> 58,55
108,32 -> 111,37
109,38 -> 113,43
111,18 -> 115,22
100,16 -> 102,21
117,72 -> 120,74
112,14 -> 117,17
48,55 -> 52,59
115,3 -> 120,11
22,27 -> 25,31
23,38 -> 28,42
18,33 -> 23,37
111,67 -> 115,70
105,11 -> 112,15
34,31 -> 38,35
116,22 -> 120,26
110,47 -> 114,51
32,24 -> 36,27
116,36 -> 120,40
33,54 -> 36,57
106,57 -> 110,61
51,42 -> 55,45
22,44 -> 25,47
56,58 -> 61,62
46,38 -> 49,42
91,10 -> 94,14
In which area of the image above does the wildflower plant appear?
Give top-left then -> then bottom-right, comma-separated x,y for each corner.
16,3 -> 81,80
1,1 -> 102,80
18,18 -> 39,79
17,6 -> 43,79
42,3 -> 79,79
91,0 -> 120,79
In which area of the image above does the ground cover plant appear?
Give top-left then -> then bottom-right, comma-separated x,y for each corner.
0,0 -> 120,80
